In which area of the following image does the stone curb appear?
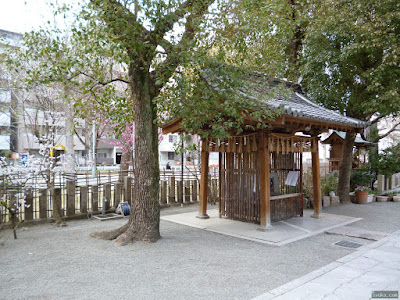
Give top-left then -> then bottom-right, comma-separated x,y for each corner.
253,229 -> 400,299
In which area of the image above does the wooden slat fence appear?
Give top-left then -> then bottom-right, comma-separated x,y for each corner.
0,170 -> 218,224
220,151 -> 303,223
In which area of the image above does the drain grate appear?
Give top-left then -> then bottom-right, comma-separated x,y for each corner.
335,240 -> 363,249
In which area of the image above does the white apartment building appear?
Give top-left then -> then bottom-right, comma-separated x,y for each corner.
159,133 -> 200,171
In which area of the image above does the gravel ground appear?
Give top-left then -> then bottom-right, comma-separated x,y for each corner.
1,202 -> 399,300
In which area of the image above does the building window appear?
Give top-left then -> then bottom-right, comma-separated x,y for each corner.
168,152 -> 175,160
98,153 -> 107,158
169,135 -> 177,143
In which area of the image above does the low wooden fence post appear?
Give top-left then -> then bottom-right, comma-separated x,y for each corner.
124,177 -> 132,205
92,185 -> 98,212
191,180 -> 198,202
66,180 -> 75,216
53,188 -> 62,217
114,182 -> 122,207
160,181 -> 167,204
24,189 -> 33,221
184,180 -> 190,203
80,186 -> 88,213
104,183 -> 111,210
39,188 -> 47,219
177,180 -> 183,204
168,176 -> 175,204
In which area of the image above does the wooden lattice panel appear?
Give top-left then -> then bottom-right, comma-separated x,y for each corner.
219,151 -> 303,223
220,152 -> 261,223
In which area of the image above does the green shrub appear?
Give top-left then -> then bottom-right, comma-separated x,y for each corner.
321,173 -> 338,196
350,171 -> 374,191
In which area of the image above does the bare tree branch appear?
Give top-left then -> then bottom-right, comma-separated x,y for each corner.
151,0 -> 215,94
369,115 -> 387,126
74,129 -> 88,147
373,121 -> 400,143
151,0 -> 198,44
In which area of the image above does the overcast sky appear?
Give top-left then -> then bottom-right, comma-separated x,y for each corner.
0,0 -> 83,34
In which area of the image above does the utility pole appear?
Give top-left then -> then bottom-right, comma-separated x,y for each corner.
181,134 -> 184,203
92,123 -> 96,178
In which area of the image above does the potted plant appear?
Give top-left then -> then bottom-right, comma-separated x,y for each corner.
354,186 -> 370,204
376,194 -> 389,202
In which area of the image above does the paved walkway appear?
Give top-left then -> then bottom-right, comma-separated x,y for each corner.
162,209 -> 362,246
254,229 -> 400,300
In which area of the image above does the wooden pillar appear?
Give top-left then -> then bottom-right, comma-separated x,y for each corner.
197,138 -> 209,219
312,137 -> 322,218
258,132 -> 272,230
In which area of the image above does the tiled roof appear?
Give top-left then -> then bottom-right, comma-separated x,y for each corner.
269,92 -> 365,128
322,130 -> 375,146
203,69 -> 366,129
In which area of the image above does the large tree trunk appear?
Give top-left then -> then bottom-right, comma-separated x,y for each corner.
91,67 -> 160,246
337,131 -> 356,203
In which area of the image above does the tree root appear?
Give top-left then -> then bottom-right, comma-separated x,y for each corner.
90,223 -> 129,241
90,222 -> 161,246
56,221 -> 67,227
53,217 -> 67,227
113,229 -> 135,247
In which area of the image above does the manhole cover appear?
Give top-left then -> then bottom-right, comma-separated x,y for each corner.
335,240 -> 363,249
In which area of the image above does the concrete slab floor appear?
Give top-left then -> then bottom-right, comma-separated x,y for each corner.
161,209 -> 362,246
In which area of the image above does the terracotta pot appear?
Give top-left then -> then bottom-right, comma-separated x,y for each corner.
355,191 -> 369,204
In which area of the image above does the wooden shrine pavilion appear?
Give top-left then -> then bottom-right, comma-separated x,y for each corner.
321,131 -> 375,172
162,71 -> 365,229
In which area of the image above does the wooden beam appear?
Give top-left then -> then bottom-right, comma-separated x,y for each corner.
197,138 -> 210,219
258,131 -> 272,230
161,117 -> 182,134
283,115 -> 362,133
311,137 -> 322,218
